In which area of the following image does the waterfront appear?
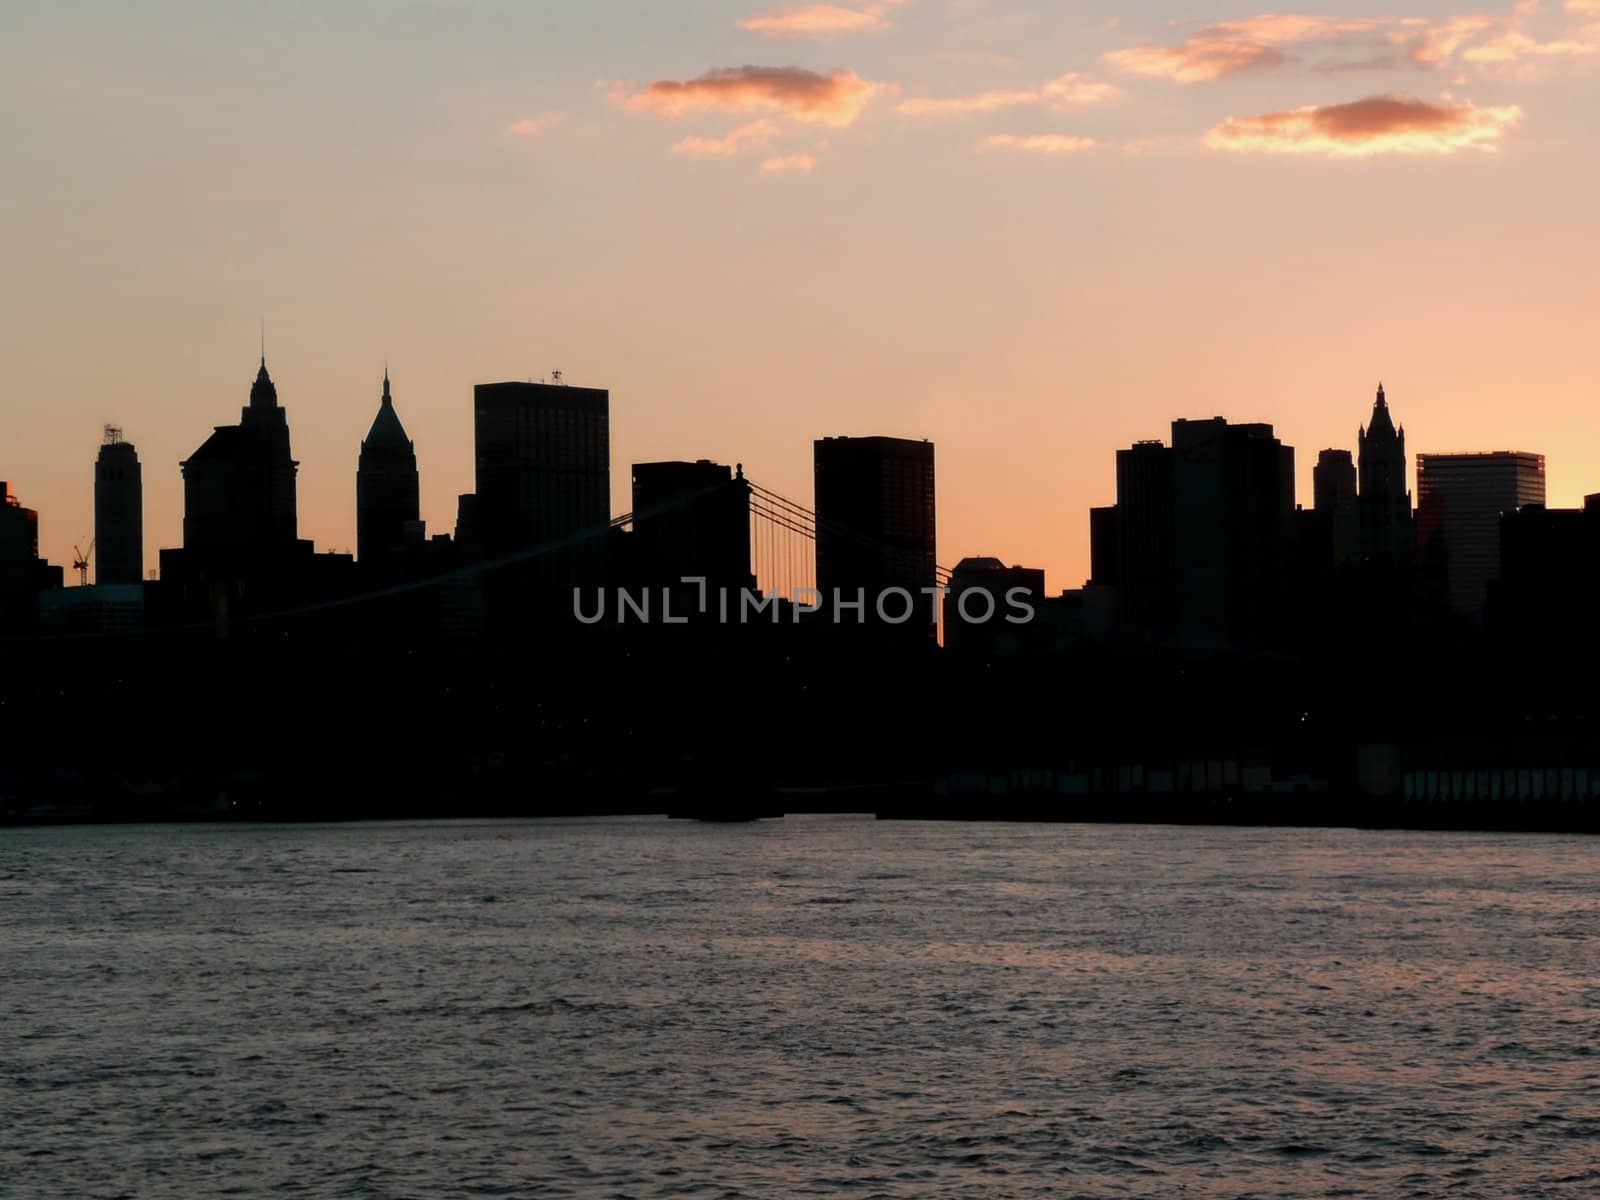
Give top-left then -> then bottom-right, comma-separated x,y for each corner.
3,816 -> 1598,1198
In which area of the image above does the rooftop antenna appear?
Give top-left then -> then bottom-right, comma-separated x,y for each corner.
552,369 -> 564,386
103,424 -> 122,446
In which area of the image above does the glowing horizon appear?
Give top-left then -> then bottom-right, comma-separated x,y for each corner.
3,0 -> 1598,590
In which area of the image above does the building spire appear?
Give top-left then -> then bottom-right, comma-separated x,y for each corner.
382,364 -> 391,405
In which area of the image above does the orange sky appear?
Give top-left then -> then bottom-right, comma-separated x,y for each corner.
3,0 -> 1597,591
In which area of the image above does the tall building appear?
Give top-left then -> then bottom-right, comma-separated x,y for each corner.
630,460 -> 752,596
1491,497 -> 1600,647
1358,383 -> 1411,567
473,380 -> 610,596
813,436 -> 936,636
95,425 -> 143,585
1171,418 -> 1296,648
1111,440 -> 1175,631
1,483 -> 63,633
1417,451 -> 1545,621
357,370 -> 421,566
1313,448 -> 1358,567
180,357 -> 299,563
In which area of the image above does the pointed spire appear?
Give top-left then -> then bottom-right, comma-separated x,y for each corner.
250,353 -> 277,409
362,368 -> 411,450
1376,381 -> 1386,408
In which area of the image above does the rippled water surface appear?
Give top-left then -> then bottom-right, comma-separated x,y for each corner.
4,817 -> 1600,1198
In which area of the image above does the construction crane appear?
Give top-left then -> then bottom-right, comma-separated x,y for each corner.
71,538 -> 94,587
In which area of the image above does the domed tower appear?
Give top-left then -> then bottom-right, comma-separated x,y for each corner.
356,369 -> 420,566
1357,382 -> 1412,567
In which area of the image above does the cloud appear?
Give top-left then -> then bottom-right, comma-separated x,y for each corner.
738,4 -> 890,37
1205,94 -> 1523,155
1042,73 -> 1127,105
896,73 -> 1122,116
1107,5 -> 1600,81
1105,15 -> 1389,83
759,153 -> 818,173
615,66 -> 883,127
897,88 -> 1041,116
507,113 -> 564,136
980,133 -> 1097,155
671,119 -> 781,158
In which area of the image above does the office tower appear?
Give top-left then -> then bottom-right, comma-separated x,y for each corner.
1171,418 -> 1295,648
1358,383 -> 1411,567
473,380 -> 609,600
94,426 -> 143,585
180,357 -> 299,563
1417,451 -> 1545,621
1088,505 -> 1121,589
813,436 -> 936,636
630,460 -> 752,596
357,370 -> 421,566
1492,497 -> 1600,646
1,483 -> 63,632
1313,448 -> 1358,567
1112,440 -> 1175,630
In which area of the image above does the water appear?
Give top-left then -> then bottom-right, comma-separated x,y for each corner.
3,817 -> 1599,1198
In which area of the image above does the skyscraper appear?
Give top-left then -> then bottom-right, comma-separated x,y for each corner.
1417,451 -> 1545,621
357,370 -> 421,566
1111,440 -> 1175,631
1313,448 -> 1358,567
472,379 -> 610,602
94,425 -> 143,585
1358,384 -> 1411,567
813,435 -> 936,636
1170,418 -> 1295,648
180,357 -> 299,563
630,460 -> 752,596
474,381 -> 609,551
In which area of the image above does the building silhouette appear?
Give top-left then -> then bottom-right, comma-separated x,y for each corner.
813,435 -> 936,637
1313,448 -> 1358,568
178,357 -> 299,564
1,482 -> 64,633
944,557 -> 1044,654
1417,450 -> 1545,622
471,379 -> 610,607
94,426 -> 143,585
357,370 -> 421,567
1491,495 -> 1600,649
1171,418 -> 1295,648
1103,440 -> 1176,633
1358,384 -> 1411,567
156,357 -> 355,630
630,460 -> 753,599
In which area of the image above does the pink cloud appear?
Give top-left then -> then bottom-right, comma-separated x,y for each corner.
980,133 -> 1097,155
1205,93 -> 1523,155
671,118 -> 781,158
738,5 -> 891,37
616,66 -> 883,127
896,73 -> 1122,116
507,113 -> 564,136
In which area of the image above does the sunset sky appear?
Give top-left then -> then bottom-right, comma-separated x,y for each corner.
3,0 -> 1598,589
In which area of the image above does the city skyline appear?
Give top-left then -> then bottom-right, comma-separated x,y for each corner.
4,0 -> 1599,585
